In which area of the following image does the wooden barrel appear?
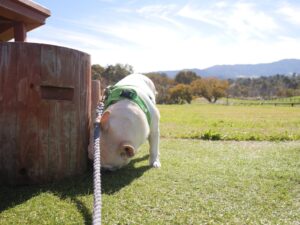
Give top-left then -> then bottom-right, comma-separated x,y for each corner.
0,42 -> 91,185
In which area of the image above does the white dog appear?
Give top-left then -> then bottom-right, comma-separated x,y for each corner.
99,74 -> 160,170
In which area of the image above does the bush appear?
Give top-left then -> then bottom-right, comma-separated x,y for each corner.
201,130 -> 222,140
168,84 -> 192,104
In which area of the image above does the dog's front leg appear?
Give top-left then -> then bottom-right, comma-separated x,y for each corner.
149,130 -> 160,168
148,113 -> 161,168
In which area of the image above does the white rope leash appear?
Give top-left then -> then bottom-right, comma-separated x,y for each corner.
92,102 -> 104,225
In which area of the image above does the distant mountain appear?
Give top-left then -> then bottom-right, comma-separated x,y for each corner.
156,59 -> 300,79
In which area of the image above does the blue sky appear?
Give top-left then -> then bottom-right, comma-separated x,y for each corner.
29,0 -> 300,73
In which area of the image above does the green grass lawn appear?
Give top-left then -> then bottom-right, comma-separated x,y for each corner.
159,104 -> 300,141
1,104 -> 300,224
1,140 -> 299,224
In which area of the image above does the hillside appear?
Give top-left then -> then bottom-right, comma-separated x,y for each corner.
157,59 -> 300,79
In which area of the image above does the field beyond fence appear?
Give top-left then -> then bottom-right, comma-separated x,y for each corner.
159,104 -> 300,141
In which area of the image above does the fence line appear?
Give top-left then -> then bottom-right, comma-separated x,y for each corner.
233,102 -> 300,107
224,97 -> 300,107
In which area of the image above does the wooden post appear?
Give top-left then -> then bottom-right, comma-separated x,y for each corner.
14,22 -> 27,42
91,80 -> 101,113
88,80 -> 101,160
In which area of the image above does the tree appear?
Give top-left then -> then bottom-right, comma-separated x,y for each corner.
102,63 -> 133,85
168,84 -> 192,104
92,64 -> 105,80
91,63 -> 134,92
146,72 -> 175,104
227,74 -> 300,99
175,70 -> 199,84
191,78 -> 229,103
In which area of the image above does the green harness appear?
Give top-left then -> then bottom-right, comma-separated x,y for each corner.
104,85 -> 151,125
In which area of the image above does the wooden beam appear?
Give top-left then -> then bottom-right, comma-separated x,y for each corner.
14,22 -> 26,42
0,0 -> 50,41
0,0 -> 50,23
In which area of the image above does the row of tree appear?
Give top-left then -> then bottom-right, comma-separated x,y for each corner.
92,64 -> 228,104
228,74 -> 300,98
146,71 -> 229,104
91,63 -> 300,104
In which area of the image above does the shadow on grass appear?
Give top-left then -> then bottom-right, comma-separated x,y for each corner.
0,154 -> 150,225
101,154 -> 151,194
0,171 -> 94,224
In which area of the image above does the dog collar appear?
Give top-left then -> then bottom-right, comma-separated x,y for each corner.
103,85 -> 151,125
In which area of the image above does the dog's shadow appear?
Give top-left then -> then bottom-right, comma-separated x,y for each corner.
101,154 -> 151,194
0,153 -> 150,224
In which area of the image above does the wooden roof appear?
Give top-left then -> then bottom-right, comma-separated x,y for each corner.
0,0 -> 50,41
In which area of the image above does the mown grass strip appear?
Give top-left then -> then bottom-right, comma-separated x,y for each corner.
159,104 -> 300,141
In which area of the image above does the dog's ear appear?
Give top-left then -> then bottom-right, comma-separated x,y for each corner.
123,144 -> 135,158
100,111 -> 110,131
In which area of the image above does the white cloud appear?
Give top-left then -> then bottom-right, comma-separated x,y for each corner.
30,26 -> 119,50
278,3 -> 300,25
136,4 -> 183,28
226,2 -> 279,40
178,2 -> 279,40
177,4 -> 224,28
215,1 -> 228,9
137,4 -> 176,16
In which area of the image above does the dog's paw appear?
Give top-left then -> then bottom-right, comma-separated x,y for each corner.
150,160 -> 161,168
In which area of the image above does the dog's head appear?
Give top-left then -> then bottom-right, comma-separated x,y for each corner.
99,110 -> 136,170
